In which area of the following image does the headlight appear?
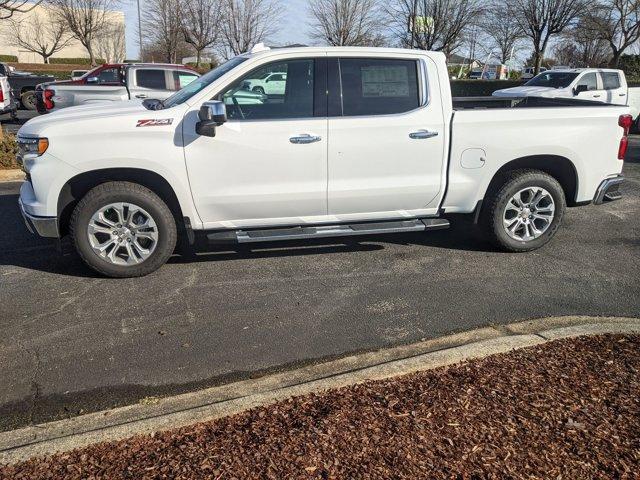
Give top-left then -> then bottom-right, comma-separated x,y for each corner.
17,136 -> 49,157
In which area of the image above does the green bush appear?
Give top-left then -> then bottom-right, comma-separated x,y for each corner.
50,57 -> 106,65
451,80 -> 523,97
0,133 -> 18,169
33,70 -> 74,80
0,54 -> 18,62
619,54 -> 640,80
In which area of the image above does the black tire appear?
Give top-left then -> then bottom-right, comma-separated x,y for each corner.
70,182 -> 177,278
252,86 -> 265,95
481,169 -> 566,252
20,90 -> 37,111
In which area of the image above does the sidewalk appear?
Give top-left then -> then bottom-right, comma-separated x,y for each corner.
1,318 -> 638,478
0,169 -> 23,182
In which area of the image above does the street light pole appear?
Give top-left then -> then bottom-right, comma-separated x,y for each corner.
137,0 -> 143,60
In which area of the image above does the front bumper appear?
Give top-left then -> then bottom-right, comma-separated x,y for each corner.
19,195 -> 60,238
593,175 -> 624,205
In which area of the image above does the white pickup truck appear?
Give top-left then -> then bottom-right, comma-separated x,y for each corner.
17,46 -> 629,278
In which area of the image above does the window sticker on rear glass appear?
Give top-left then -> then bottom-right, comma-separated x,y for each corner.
136,118 -> 173,127
361,66 -> 410,97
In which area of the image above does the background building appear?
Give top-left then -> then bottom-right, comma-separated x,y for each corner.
0,3 -> 125,64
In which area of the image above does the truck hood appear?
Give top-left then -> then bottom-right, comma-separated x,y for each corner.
18,100 -> 156,136
492,86 -> 560,97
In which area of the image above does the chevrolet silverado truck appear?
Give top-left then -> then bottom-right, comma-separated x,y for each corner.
0,62 -> 55,110
17,45 -> 629,278
36,63 -> 200,113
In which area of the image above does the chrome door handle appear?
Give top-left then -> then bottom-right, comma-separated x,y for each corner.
620,93 -> 627,96
290,134 -> 321,144
135,94 -> 148,99
593,94 -> 601,98
409,130 -> 438,139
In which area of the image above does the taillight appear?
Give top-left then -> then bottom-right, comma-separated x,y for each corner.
44,89 -> 55,110
619,114 -> 633,135
0,88 -> 4,102
618,114 -> 633,160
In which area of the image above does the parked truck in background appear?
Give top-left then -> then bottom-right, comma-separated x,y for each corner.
0,62 -> 55,111
0,74 -> 18,120
493,68 -> 628,105
36,63 -> 200,113
16,45 -> 629,277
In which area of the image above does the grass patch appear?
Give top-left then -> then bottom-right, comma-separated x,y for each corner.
0,133 -> 19,169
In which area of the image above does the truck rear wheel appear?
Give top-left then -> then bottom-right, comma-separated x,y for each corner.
20,90 -> 37,110
482,169 -> 566,252
70,182 -> 177,278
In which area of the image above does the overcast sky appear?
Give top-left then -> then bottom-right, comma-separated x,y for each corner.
123,0 -> 315,60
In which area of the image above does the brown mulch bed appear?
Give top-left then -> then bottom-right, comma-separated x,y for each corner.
2,334 -> 639,479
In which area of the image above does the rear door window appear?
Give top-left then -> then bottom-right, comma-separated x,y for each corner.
136,69 -> 168,90
602,72 -> 621,90
338,58 -> 420,116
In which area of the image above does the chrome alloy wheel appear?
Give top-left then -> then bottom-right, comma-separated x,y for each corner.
87,203 -> 158,265
503,187 -> 555,242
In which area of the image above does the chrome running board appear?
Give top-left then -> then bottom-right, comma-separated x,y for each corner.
206,218 -> 450,244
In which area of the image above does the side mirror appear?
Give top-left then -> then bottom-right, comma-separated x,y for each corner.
574,85 -> 588,95
86,76 -> 98,83
196,100 -> 227,137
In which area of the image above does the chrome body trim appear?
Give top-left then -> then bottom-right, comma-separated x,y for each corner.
593,175 -> 624,205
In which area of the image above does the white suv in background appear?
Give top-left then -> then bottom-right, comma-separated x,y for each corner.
243,72 -> 287,95
493,68 -> 628,106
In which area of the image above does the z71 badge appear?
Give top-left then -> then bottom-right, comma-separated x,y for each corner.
136,118 -> 173,127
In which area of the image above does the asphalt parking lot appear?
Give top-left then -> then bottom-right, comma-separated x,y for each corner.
0,135 -> 639,432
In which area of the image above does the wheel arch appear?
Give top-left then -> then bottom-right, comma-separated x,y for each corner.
57,168 -> 187,237
483,155 -> 579,209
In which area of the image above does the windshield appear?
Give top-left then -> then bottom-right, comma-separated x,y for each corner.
162,56 -> 249,108
525,72 -> 579,88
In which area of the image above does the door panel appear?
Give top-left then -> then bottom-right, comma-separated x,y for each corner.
183,58 -> 328,228
328,57 -> 445,216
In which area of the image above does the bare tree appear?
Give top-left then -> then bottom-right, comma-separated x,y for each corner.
50,0 -> 121,66
583,0 -> 640,67
182,0 -> 224,66
553,15 -> 610,67
309,0 -> 386,46
385,0 -> 484,55
220,0 -> 282,58
142,0 -> 184,63
513,0 -> 585,74
5,14 -> 72,63
481,0 -> 525,64
95,22 -> 126,62
0,0 -> 40,20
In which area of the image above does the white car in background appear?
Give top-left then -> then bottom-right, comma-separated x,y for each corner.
493,69 -> 628,106
70,70 -> 89,81
521,67 -> 547,80
243,72 -> 287,95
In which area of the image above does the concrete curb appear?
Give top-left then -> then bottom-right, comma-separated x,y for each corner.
0,169 -> 24,182
1,316 -> 638,464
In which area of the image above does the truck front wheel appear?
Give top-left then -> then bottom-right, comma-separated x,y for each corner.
482,169 -> 566,252
70,182 -> 177,277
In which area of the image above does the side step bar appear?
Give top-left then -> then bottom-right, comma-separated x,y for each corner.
207,218 -> 450,244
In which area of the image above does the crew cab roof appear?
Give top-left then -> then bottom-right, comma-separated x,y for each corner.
542,68 -> 624,74
240,46 -> 446,60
